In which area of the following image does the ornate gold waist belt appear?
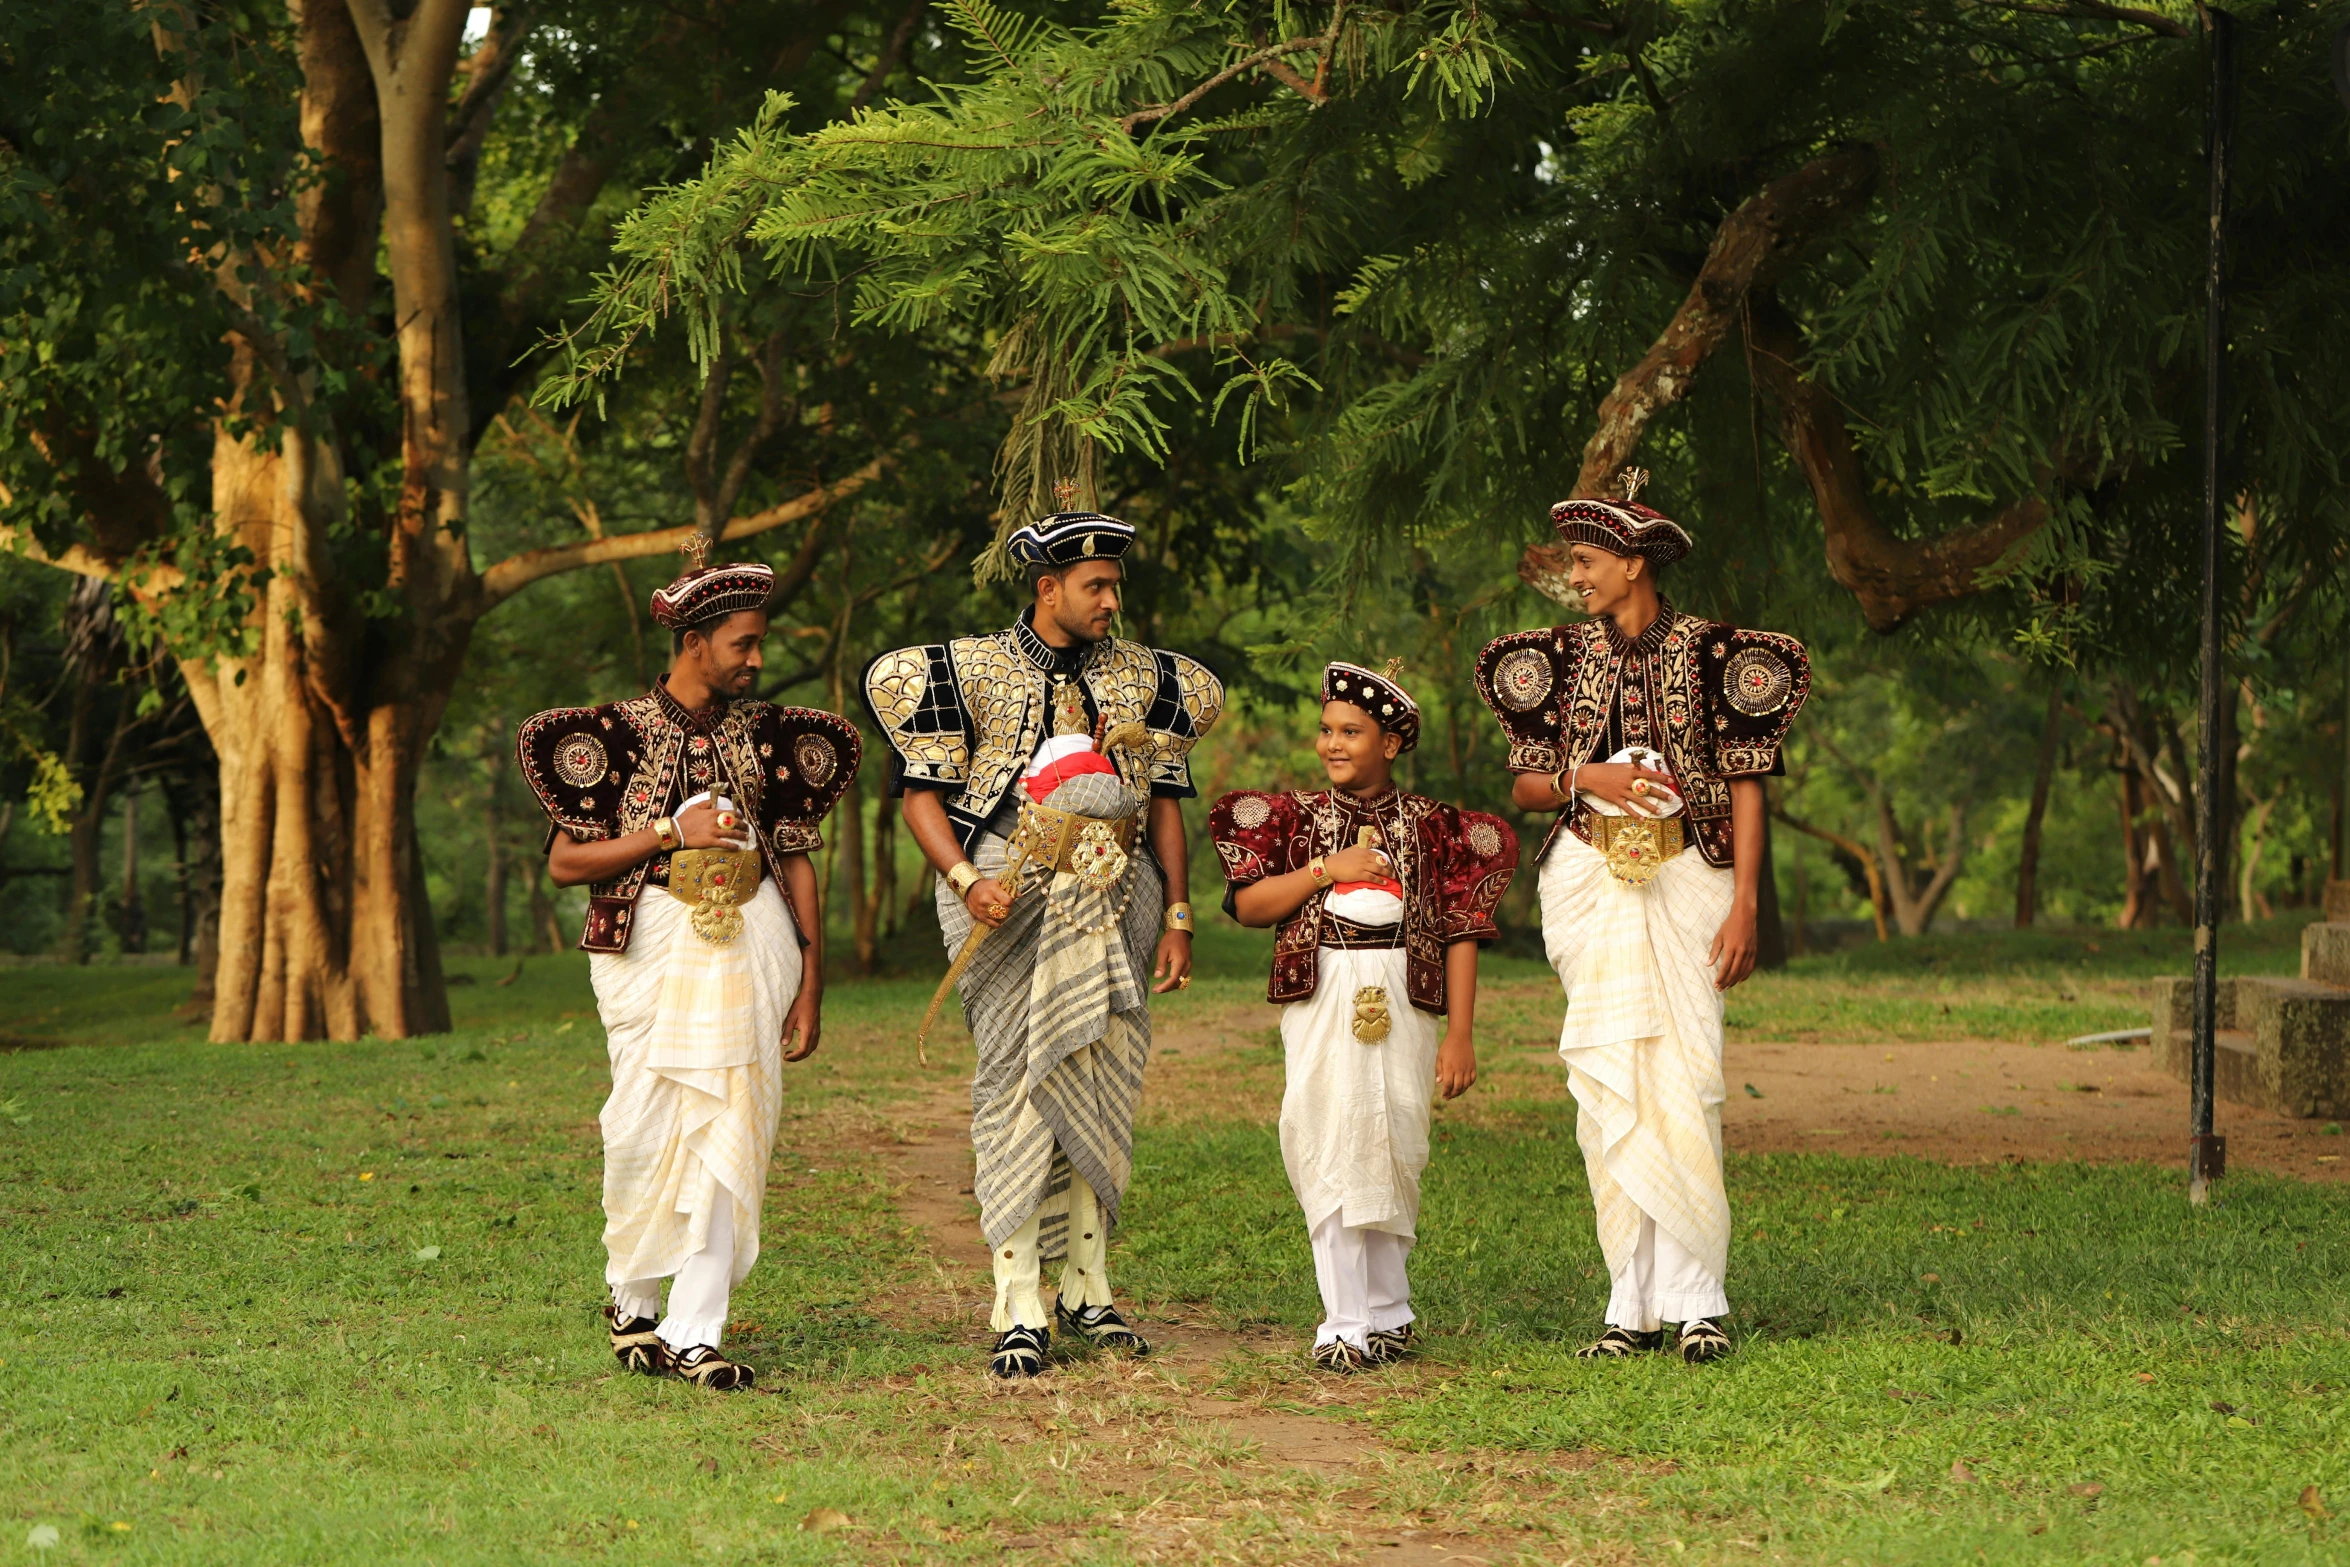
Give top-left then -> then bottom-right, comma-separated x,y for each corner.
1011,800 -> 1140,891
665,847 -> 763,944
1587,812 -> 1684,887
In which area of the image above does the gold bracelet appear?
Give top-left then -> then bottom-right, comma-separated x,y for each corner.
1164,901 -> 1195,934
653,817 -> 679,851
1307,856 -> 1330,886
944,861 -> 983,898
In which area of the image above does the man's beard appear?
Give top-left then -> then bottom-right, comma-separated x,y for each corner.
1050,605 -> 1108,645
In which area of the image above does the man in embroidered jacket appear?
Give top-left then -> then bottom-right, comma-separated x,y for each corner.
518,558 -> 859,1390
1475,476 -> 1809,1365
863,508 -> 1223,1378
1212,661 -> 1516,1372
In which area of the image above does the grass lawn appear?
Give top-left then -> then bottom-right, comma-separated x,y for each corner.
1,919 -> 2343,1563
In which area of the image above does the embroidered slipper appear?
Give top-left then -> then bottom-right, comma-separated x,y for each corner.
988,1324 -> 1052,1379
1575,1326 -> 1663,1360
604,1302 -> 665,1376
1054,1299 -> 1151,1357
1677,1319 -> 1731,1364
1364,1324 -> 1419,1365
1312,1339 -> 1368,1375
662,1343 -> 755,1391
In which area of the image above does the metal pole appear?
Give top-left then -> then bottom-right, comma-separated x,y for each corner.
2187,7 -> 2235,1206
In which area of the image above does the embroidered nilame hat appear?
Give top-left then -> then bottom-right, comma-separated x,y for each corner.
1006,510 -> 1137,571
1548,466 -> 1694,567
1322,658 -> 1421,753
650,558 -> 777,631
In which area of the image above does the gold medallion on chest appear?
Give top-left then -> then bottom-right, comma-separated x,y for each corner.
1351,985 -> 1392,1044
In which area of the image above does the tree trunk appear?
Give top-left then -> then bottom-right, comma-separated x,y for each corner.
842,767 -> 875,974
872,791 -> 899,940
1754,793 -> 1787,971
117,782 -> 146,955
484,757 -> 507,958
2014,682 -> 2064,928
1876,795 -> 1966,938
2117,767 -> 2156,929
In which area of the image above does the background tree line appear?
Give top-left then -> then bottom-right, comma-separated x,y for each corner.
4,1 -> 2347,1018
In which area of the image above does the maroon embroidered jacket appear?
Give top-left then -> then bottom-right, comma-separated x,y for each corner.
1209,787 -> 1517,1015
516,681 -> 861,953
1474,601 -> 1809,867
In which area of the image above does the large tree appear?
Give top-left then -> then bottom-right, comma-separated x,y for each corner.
2,1 -> 927,1039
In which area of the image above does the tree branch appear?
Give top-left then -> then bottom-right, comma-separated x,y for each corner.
1120,4 -> 1346,133
1968,0 -> 2191,40
849,0 -> 928,112
1773,803 -> 1890,942
1744,291 -> 2055,632
1518,143 -> 1881,604
476,453 -> 891,610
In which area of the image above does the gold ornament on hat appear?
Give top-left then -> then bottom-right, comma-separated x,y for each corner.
1382,657 -> 1406,683
681,531 -> 715,571
1618,467 -> 1649,505
1053,477 -> 1081,510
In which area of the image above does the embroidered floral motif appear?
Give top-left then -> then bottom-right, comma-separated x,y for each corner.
792,733 -> 838,787
1229,794 -> 1273,830
1724,646 -> 1794,716
1465,819 -> 1504,859
553,733 -> 608,788
1492,647 -> 1552,711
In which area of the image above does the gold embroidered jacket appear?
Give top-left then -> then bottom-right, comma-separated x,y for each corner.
1208,787 -> 1517,1015
516,681 -> 861,953
1475,602 -> 1809,868
861,613 -> 1225,851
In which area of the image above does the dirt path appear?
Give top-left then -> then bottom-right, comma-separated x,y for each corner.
874,1061 -> 1543,1566
1720,1038 -> 2350,1183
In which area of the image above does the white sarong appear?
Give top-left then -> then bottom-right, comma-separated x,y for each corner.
1541,830 -> 1733,1327
1278,944 -> 1442,1236
590,877 -> 800,1338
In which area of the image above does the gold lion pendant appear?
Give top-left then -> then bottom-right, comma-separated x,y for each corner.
1351,985 -> 1391,1044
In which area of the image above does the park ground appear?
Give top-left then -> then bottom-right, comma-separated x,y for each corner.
3,918 -> 2347,1565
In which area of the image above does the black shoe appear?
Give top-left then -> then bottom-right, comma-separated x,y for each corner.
1678,1318 -> 1731,1364
1312,1338 -> 1368,1375
1575,1326 -> 1663,1359
662,1343 -> 755,1390
605,1302 -> 664,1376
1364,1323 -> 1418,1364
1054,1298 -> 1151,1357
989,1324 -> 1051,1379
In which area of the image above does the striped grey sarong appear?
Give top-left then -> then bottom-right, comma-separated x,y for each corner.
937,773 -> 1160,1254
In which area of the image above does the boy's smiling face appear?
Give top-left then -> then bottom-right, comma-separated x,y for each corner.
1317,700 -> 1402,791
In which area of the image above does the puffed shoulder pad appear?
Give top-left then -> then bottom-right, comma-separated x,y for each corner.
1439,806 -> 1520,942
1474,628 -> 1577,773
516,705 -> 631,842
756,706 -> 864,853
861,643 -> 968,785
1697,626 -> 1811,776
1208,788 -> 1305,886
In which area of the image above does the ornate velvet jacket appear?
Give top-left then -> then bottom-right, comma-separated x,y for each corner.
862,612 -> 1225,851
1209,787 -> 1518,1016
1475,601 -> 1809,868
516,681 -> 862,954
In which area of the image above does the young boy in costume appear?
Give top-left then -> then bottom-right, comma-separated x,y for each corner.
1210,662 -> 1517,1372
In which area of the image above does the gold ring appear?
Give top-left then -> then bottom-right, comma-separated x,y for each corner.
717,811 -> 738,829
1631,780 -> 1649,796
1177,975 -> 1191,989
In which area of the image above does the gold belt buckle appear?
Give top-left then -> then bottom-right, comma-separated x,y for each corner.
1015,801 -> 1138,889
1589,813 -> 1683,886
666,848 -> 763,944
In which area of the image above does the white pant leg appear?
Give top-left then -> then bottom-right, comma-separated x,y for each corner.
1605,1212 -> 1728,1331
613,1279 -> 663,1323
1057,1174 -> 1112,1311
1364,1228 -> 1415,1334
1309,1212 -> 1371,1350
991,1212 -> 1048,1332
656,1198 -> 735,1352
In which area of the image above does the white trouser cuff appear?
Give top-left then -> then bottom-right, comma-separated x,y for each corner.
990,1213 -> 1048,1332
655,1197 -> 736,1352
1057,1175 -> 1113,1311
1604,1211 -> 1727,1332
612,1282 -> 663,1323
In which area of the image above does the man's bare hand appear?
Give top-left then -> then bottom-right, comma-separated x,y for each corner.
677,798 -> 751,851
782,987 -> 822,1062
1575,761 -> 1679,818
1435,1031 -> 1477,1100
1151,931 -> 1193,994
1710,903 -> 1759,991
964,876 -> 1013,928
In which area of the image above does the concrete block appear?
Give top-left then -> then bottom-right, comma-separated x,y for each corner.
2302,922 -> 2350,989
2152,973 -> 2350,1118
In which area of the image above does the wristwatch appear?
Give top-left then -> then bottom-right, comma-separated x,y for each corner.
945,861 -> 984,898
653,817 -> 680,851
1164,901 -> 1195,935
